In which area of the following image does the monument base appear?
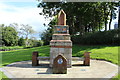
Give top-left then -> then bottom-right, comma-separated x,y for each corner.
50,47 -> 72,68
50,64 -> 72,68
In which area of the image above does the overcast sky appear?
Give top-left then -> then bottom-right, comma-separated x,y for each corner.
0,0 -> 119,40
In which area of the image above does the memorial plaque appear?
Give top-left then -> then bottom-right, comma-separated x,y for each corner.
53,54 -> 67,74
54,25 -> 69,34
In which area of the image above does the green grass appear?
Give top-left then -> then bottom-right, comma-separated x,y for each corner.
0,45 -> 119,66
111,74 -> 120,80
0,45 -> 50,66
0,71 -> 11,80
73,45 -> 119,65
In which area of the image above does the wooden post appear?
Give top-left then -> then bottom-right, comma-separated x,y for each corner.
84,52 -> 91,66
32,51 -> 39,66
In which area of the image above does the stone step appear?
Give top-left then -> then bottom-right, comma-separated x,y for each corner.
50,40 -> 72,47
50,42 -> 72,47
52,34 -> 70,40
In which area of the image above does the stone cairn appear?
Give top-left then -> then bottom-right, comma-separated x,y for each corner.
50,10 -> 72,68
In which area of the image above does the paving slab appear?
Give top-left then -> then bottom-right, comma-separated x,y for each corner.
1,59 -> 118,79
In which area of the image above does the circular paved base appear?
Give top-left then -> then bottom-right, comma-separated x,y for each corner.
2,59 -> 118,78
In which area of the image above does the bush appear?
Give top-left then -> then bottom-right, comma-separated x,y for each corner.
1,26 -> 18,46
33,40 -> 44,47
72,28 -> 120,45
0,46 -> 24,51
18,37 -> 25,46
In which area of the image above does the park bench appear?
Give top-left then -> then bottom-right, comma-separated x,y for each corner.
32,51 -> 91,66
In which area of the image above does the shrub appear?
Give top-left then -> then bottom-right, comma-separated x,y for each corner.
72,28 -> 120,45
18,37 -> 25,46
33,40 -> 44,47
0,46 -> 24,51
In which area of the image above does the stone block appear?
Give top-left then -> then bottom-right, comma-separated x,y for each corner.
32,51 -> 39,66
50,41 -> 72,47
58,48 -> 64,54
64,35 -> 70,40
53,54 -> 67,74
52,34 -> 70,40
83,52 -> 91,66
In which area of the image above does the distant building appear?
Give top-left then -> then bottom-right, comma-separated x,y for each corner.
114,23 -> 118,29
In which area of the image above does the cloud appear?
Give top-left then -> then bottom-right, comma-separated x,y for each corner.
0,2 -> 50,34
0,0 -> 36,2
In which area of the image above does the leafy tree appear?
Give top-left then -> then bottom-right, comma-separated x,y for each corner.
20,24 -> 35,46
38,2 -> 104,34
32,40 -> 44,47
108,2 -> 118,30
38,2 -> 118,34
1,24 -> 18,46
41,27 -> 53,45
18,37 -> 25,46
41,17 -> 56,45
118,1 -> 120,28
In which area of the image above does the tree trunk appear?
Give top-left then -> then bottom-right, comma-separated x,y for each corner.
118,6 -> 120,28
85,26 -> 87,32
105,19 -> 107,31
99,21 -> 101,31
103,4 -> 108,31
109,10 -> 112,30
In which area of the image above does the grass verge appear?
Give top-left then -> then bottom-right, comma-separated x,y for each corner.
0,71 -> 11,80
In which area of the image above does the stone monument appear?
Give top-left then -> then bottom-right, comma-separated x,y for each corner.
50,10 -> 72,68
53,54 -> 67,74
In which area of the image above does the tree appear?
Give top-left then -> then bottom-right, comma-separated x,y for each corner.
20,24 -> 35,46
41,27 -> 53,45
1,24 -> 18,46
38,2 -> 106,35
118,1 -> 120,28
41,17 -> 56,45
38,2 -> 118,34
18,37 -> 25,46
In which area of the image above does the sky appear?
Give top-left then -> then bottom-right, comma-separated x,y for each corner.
0,1 -> 119,40
0,1 -> 51,40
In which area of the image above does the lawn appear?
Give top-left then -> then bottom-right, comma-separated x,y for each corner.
0,45 -> 119,66
0,71 -> 11,80
0,45 -> 119,79
73,45 -> 119,65
0,45 -> 49,67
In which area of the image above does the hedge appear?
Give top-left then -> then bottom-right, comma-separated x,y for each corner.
72,28 -> 120,45
0,46 -> 24,51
